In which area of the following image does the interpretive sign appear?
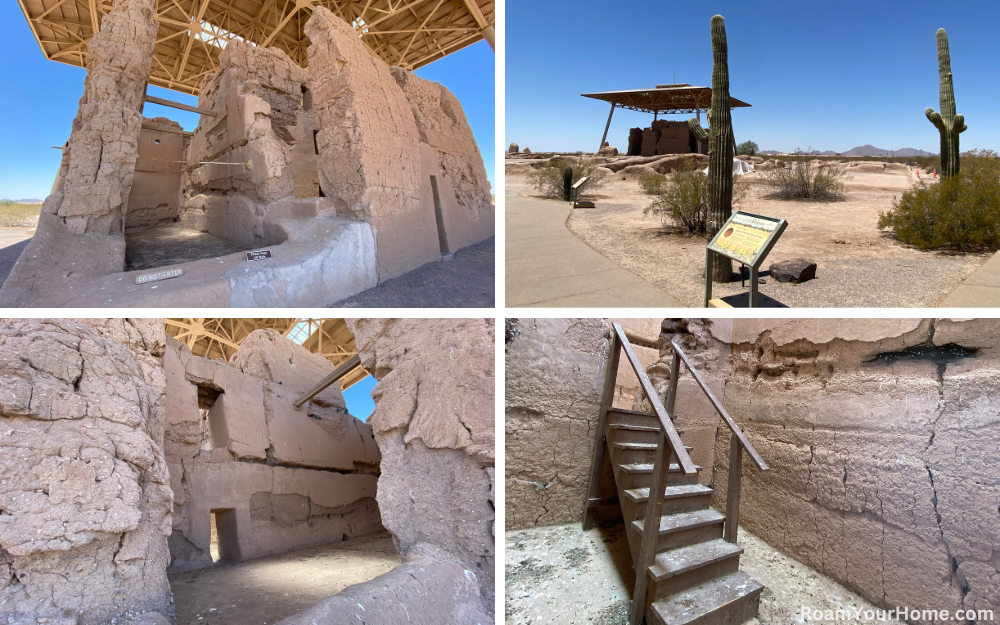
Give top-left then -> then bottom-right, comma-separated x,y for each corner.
705,211 -> 788,308
246,250 -> 272,261
707,211 -> 786,268
135,268 -> 183,285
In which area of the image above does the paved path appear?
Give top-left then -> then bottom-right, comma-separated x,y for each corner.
335,236 -> 494,308
939,249 -> 1000,307
505,194 -> 684,307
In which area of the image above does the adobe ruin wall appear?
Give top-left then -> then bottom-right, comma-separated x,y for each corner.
277,318 -> 496,624
0,319 -> 174,625
711,318 -> 1000,624
163,329 -> 383,572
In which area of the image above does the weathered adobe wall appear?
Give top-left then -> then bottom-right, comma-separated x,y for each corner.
305,8 -> 442,282
0,0 -> 157,307
178,42 -> 311,249
126,118 -> 187,230
278,318 -> 495,624
504,318 -> 612,530
642,120 -> 694,157
0,319 -> 174,625
391,68 -> 495,254
164,329 -> 382,573
711,318 -> 1000,625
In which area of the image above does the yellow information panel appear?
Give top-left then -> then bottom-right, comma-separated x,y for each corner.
707,211 -> 786,268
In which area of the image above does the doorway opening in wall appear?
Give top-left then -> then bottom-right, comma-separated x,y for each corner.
196,383 -> 224,450
430,175 -> 450,256
210,508 -> 240,563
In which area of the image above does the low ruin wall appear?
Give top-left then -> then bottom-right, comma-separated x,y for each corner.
0,319 -> 174,625
711,318 -> 1000,624
164,329 -> 383,572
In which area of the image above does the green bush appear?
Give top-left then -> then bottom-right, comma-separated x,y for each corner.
736,140 -> 759,156
640,160 -> 749,234
527,158 -> 607,199
878,150 -> 1000,250
762,160 -> 846,200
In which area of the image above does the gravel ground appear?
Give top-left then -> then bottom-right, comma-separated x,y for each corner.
505,522 -> 905,625
505,164 -> 988,307
335,236 -> 494,308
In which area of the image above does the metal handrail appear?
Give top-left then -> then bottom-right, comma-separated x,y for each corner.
671,341 -> 768,471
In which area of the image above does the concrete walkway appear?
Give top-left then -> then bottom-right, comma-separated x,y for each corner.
939,250 -> 1000,307
506,195 -> 684,307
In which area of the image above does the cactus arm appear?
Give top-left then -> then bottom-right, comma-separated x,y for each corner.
688,118 -> 709,144
926,108 -> 945,131
953,114 -> 967,134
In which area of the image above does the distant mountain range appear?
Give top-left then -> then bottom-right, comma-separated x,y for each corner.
759,145 -> 936,157
0,198 -> 43,203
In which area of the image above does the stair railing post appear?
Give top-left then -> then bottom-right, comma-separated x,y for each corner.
724,431 -> 743,543
629,437 -> 673,625
583,331 -> 621,530
666,348 -> 681,414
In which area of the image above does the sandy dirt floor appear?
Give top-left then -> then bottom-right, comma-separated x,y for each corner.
505,162 -> 989,307
169,533 -> 400,625
504,522 -> 905,625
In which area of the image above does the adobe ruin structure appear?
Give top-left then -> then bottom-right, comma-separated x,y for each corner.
506,318 -> 1000,625
2,1 -> 494,307
0,317 -> 495,624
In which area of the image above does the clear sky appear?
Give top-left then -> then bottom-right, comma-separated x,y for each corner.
343,375 -> 377,421
0,4 -> 493,200
506,0 -> 1000,155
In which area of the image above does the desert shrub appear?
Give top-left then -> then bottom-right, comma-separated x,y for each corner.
0,200 -> 41,227
640,160 -> 749,234
878,150 -> 1000,250
736,140 -> 759,156
762,160 -> 846,200
527,158 -> 607,199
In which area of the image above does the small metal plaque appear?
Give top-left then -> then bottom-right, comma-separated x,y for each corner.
135,268 -> 183,285
246,250 -> 272,261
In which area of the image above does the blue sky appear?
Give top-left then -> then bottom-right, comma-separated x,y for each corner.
343,375 -> 377,421
0,4 -> 493,200
507,0 -> 1000,155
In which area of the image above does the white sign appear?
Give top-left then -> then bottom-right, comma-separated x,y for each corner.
135,268 -> 184,285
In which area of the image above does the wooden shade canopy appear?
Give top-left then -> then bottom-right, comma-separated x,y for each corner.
582,83 -> 751,116
16,0 -> 495,95
164,317 -> 368,389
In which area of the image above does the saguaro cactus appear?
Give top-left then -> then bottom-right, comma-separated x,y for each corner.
925,28 -> 967,178
689,15 -> 735,283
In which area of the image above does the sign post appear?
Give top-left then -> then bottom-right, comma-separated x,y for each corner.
705,211 -> 787,307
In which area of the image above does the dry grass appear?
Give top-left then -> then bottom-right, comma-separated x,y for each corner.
0,201 -> 41,227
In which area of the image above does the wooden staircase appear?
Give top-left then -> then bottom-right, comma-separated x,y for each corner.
583,323 -> 769,625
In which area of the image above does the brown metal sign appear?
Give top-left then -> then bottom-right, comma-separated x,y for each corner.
246,250 -> 272,261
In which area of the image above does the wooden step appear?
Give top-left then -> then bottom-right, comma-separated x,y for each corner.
648,571 -> 763,625
607,407 -> 671,428
607,422 -> 679,444
611,441 -> 659,464
647,539 -> 744,601
624,484 -> 713,518
630,509 -> 725,553
618,462 -> 701,488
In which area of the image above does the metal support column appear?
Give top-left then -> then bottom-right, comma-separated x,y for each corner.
599,102 -> 616,152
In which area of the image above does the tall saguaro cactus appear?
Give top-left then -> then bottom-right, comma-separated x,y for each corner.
689,15 -> 735,283
925,28 -> 967,178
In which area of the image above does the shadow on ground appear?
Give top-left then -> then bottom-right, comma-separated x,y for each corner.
336,236 -> 494,308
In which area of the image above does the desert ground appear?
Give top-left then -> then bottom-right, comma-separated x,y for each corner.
505,157 -> 989,307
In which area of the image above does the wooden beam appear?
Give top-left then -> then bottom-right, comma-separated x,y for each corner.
144,94 -> 216,117
293,354 -> 362,408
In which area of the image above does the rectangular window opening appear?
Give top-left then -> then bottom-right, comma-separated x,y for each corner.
210,509 -> 240,563
430,175 -> 449,255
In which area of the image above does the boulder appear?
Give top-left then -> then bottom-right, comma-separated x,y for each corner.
508,142 -> 519,154
597,145 -> 619,156
768,259 -> 817,283
523,147 -> 532,154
